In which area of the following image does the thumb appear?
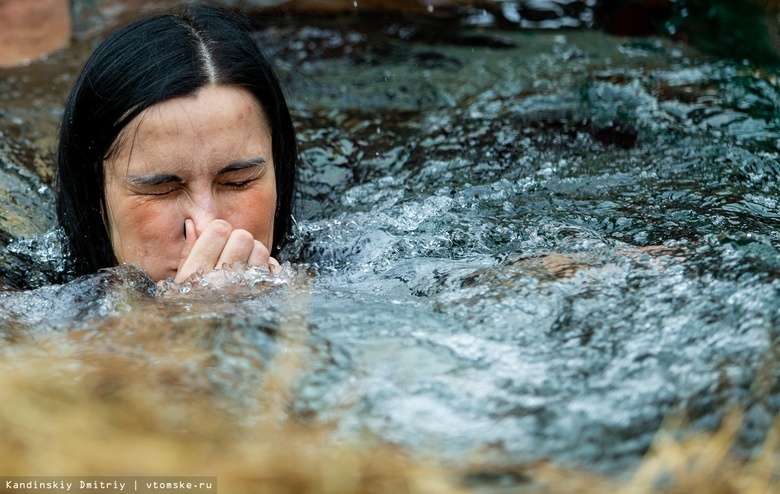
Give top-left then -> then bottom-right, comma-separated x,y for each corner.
177,219 -> 197,277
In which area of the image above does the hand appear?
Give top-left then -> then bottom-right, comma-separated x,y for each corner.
174,219 -> 280,284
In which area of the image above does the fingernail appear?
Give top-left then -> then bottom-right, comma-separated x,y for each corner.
183,221 -> 187,239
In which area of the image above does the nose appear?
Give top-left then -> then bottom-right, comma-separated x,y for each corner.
181,189 -> 220,236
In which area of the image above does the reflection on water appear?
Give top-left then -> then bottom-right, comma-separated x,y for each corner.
1,6 -> 779,479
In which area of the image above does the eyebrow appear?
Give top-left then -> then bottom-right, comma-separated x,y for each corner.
217,157 -> 266,175
129,173 -> 182,186
128,157 -> 267,185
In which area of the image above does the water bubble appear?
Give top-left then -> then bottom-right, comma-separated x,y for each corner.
157,263 -> 296,297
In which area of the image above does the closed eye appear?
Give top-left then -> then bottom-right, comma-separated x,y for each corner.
220,179 -> 255,189
131,183 -> 182,196
129,173 -> 182,196
218,158 -> 267,190
142,187 -> 179,196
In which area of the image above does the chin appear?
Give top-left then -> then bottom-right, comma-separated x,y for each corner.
143,267 -> 175,283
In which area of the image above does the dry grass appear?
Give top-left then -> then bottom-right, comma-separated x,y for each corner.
620,412 -> 779,494
528,412 -> 779,494
1,322 -> 777,494
0,295 -> 466,494
0,362 -> 461,493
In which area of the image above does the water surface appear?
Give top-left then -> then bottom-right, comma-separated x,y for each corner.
1,9 -> 779,479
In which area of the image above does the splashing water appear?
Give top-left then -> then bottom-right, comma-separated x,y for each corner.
158,262 -> 298,295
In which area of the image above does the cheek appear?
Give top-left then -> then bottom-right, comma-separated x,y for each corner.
226,189 -> 277,242
109,200 -> 182,261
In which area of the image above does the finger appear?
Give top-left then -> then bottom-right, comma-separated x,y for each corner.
175,219 -> 198,281
268,256 -> 281,274
247,240 -> 271,268
216,229 -> 257,269
175,219 -> 232,283
178,219 -> 198,266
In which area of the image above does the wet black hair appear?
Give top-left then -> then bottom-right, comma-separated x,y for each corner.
56,3 -> 297,277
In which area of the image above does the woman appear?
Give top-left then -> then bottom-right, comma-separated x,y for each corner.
56,4 -> 297,284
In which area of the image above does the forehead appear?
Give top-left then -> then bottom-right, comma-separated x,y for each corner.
107,85 -> 271,172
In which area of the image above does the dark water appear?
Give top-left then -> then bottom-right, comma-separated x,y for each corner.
1,2 -> 779,478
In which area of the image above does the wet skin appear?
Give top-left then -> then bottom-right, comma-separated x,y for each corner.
104,85 -> 279,283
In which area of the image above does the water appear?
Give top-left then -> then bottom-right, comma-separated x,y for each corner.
1,4 -> 779,480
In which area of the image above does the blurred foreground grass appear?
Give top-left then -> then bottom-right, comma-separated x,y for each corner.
1,311 -> 777,494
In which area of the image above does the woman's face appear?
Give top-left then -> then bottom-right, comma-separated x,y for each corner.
104,85 -> 277,282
